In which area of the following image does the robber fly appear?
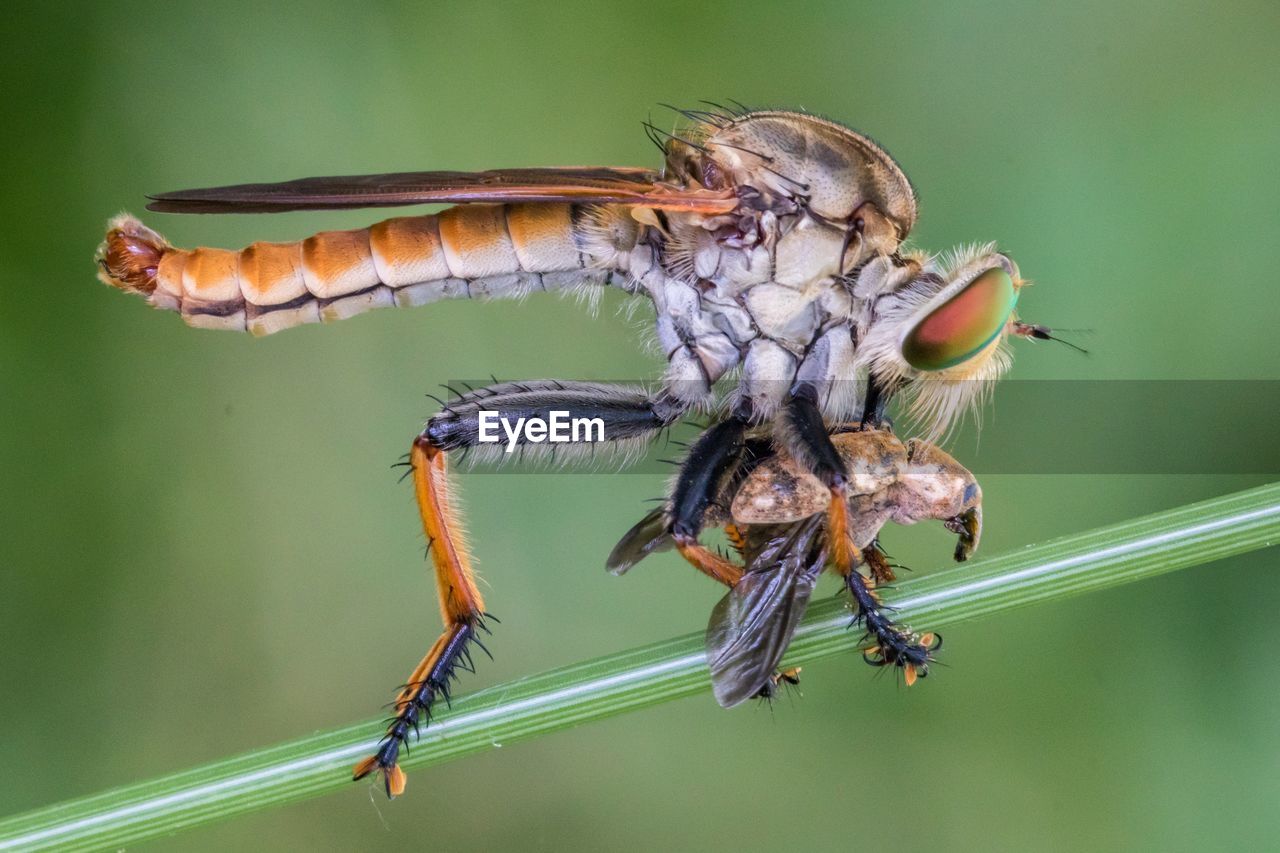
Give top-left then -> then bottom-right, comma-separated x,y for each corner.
96,104 -> 1062,797
608,427 -> 982,706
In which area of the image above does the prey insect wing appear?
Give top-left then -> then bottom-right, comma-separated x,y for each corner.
705,518 -> 825,708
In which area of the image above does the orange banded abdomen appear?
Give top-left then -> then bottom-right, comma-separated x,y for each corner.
100,203 -> 608,336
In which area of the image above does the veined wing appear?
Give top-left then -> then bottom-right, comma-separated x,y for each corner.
705,519 -> 825,708
146,167 -> 738,214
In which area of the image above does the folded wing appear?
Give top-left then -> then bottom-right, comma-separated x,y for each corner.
147,167 -> 738,214
705,519 -> 825,708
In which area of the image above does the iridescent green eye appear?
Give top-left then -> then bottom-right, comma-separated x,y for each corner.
902,268 -> 1017,371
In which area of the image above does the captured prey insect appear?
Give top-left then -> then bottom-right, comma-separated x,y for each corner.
608,427 -> 982,705
95,104 -> 1062,797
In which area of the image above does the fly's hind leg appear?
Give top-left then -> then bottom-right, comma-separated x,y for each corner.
352,435 -> 490,797
354,380 -> 683,797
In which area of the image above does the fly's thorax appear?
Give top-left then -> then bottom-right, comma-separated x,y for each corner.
661,111 -> 916,291
773,215 -> 848,287
665,112 -> 916,232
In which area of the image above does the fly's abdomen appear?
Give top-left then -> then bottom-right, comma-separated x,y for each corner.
97,204 -> 613,336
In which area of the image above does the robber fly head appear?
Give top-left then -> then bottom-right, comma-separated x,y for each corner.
854,245 -> 1029,441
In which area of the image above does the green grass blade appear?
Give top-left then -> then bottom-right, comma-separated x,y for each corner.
2,482 -> 1278,851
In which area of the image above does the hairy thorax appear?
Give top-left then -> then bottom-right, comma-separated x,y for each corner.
582,201 -> 863,421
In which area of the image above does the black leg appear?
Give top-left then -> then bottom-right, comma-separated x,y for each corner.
846,569 -> 940,687
782,385 -> 847,489
860,374 -> 894,430
668,416 -> 750,539
426,380 -> 681,456
666,415 -> 759,587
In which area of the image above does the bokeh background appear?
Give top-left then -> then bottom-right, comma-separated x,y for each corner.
2,1 -> 1278,850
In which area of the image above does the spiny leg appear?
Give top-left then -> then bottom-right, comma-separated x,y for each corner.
353,435 -> 488,797
859,373 -> 896,430
863,538 -> 897,584
843,566 -> 940,687
426,379 -> 681,458
357,380 -> 684,795
675,540 -> 745,587
779,390 -> 942,684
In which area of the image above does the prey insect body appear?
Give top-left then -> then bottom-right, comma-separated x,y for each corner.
608,427 -> 983,705
95,104 -> 1055,797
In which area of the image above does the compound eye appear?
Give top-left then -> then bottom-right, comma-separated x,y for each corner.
901,268 -> 1017,371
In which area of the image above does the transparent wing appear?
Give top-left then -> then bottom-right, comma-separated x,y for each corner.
145,167 -> 738,214
705,519 -> 825,708
605,508 -> 673,576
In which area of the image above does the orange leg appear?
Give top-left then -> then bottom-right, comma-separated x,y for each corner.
352,436 -> 489,797
674,537 -> 745,588
863,540 -> 897,585
825,486 -> 863,577
723,523 -> 748,557
676,527 -> 802,694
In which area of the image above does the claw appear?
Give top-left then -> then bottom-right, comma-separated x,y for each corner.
352,755 -> 378,782
864,543 -> 897,584
947,506 -> 982,561
352,756 -> 407,798
385,764 -> 407,797
776,667 -> 802,686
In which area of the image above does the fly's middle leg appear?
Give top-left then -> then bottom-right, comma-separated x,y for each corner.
667,416 -> 753,587
845,566 -> 941,687
781,386 -> 862,575
779,386 -> 939,683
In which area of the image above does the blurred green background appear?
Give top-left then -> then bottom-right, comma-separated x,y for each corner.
2,1 -> 1278,850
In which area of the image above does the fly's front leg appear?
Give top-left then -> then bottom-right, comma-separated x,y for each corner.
354,379 -> 681,797
846,567 -> 941,687
859,374 -> 896,430
849,437 -> 985,685
777,384 -> 938,682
